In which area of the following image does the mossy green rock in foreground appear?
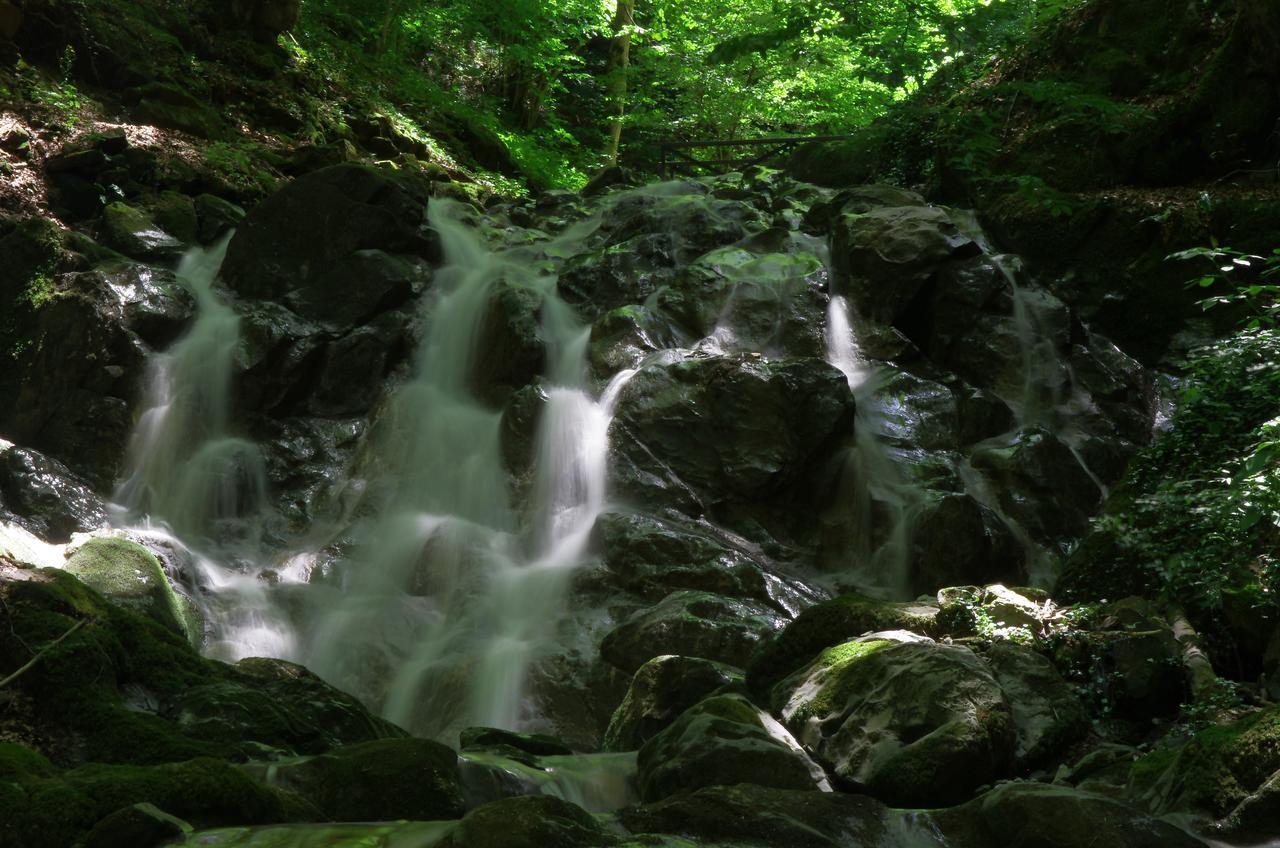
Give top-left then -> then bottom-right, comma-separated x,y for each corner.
772,633 -> 1014,807
636,693 -> 827,802
64,536 -> 200,645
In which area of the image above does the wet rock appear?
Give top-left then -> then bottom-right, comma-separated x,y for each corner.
0,444 -> 108,542
443,795 -> 617,848
474,278 -> 545,400
168,656 -> 407,758
101,202 -> 185,262
601,590 -> 788,675
832,205 -> 979,326
658,245 -> 829,357
746,593 -> 941,694
246,737 -> 464,822
969,428 -> 1103,546
2,755 -> 315,848
603,655 -> 744,752
984,642 -> 1088,768
558,233 -> 682,313
619,783 -> 891,848
222,164 -> 436,302
911,493 -> 1022,594
636,693 -> 829,802
772,633 -> 1015,806
460,727 -> 574,758
588,510 -> 819,613
1128,705 -> 1280,821
282,249 -> 426,328
935,781 -> 1208,848
82,803 -> 192,848
64,536 -> 200,644
147,191 -> 198,245
193,194 -> 245,245
598,189 -> 766,264
610,354 -> 854,521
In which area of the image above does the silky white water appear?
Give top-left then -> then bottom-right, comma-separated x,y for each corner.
302,199 -> 636,739
824,295 -> 923,599
112,235 -> 291,661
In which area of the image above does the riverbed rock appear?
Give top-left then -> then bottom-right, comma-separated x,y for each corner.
443,795 -> 617,848
222,164 -> 436,302
746,593 -> 941,694
610,354 -> 854,526
603,655 -> 744,751
636,693 -> 829,802
619,783 -> 891,848
81,803 -> 193,848
935,781 -> 1209,848
0,444 -> 108,542
64,536 -> 199,644
601,590 -> 788,674
246,737 -> 464,822
101,202 -> 185,262
772,633 -> 1015,806
984,641 -> 1089,768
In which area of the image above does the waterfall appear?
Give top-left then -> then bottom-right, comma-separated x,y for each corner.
112,235 -> 289,661
305,199 -> 633,739
825,296 -> 922,599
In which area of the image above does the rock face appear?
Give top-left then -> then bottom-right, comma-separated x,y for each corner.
0,444 -> 108,542
772,633 -> 1015,806
635,693 -> 829,802
603,654 -> 744,751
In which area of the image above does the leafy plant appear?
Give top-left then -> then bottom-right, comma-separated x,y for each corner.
1172,243 -> 1280,330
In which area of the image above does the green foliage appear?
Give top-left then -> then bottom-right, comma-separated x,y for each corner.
15,48 -> 83,126
1080,328 -> 1280,616
1173,244 -> 1280,331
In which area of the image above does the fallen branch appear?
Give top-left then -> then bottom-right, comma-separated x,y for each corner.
1169,607 -> 1218,703
0,618 -> 88,689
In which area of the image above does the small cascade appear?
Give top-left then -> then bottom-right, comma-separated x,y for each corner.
305,199 -> 635,740
111,236 -> 289,661
459,750 -> 638,812
825,296 -> 924,599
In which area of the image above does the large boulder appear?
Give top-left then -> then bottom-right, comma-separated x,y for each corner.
603,654 -> 744,752
442,795 -> 617,848
64,536 -> 200,645
245,737 -> 464,822
619,783 -> 892,848
610,354 -> 854,523
601,590 -> 788,675
635,693 -> 829,802
832,204 -> 979,326
983,642 -> 1088,768
0,444 -> 108,542
771,633 -> 1015,806
935,781 -> 1209,848
221,164 -> 436,307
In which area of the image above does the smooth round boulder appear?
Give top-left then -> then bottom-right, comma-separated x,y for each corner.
636,693 -> 829,802
772,633 -> 1015,807
603,654 -> 744,752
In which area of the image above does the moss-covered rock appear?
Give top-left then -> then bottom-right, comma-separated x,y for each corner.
444,795 -> 617,848
604,655 -> 743,752
1128,705 -> 1280,820
746,593 -> 940,695
601,590 -> 787,675
983,641 -> 1088,768
100,202 -> 184,262
934,781 -> 1208,848
619,783 -> 891,848
81,803 -> 193,848
246,737 -> 464,822
635,693 -> 828,802
0,568 -> 401,769
772,633 -> 1015,807
64,536 -> 199,645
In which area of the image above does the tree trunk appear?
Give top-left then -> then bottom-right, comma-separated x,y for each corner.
374,0 -> 401,57
603,0 -> 635,165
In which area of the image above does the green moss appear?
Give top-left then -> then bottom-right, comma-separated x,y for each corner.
65,537 -> 198,644
784,639 -> 893,724
0,743 -> 56,782
1129,705 -> 1280,817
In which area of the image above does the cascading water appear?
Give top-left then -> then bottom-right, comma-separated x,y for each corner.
825,295 -> 922,599
112,235 -> 290,660
303,199 -> 635,740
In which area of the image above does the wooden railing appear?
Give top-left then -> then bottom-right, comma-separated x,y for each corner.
658,134 -> 855,179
